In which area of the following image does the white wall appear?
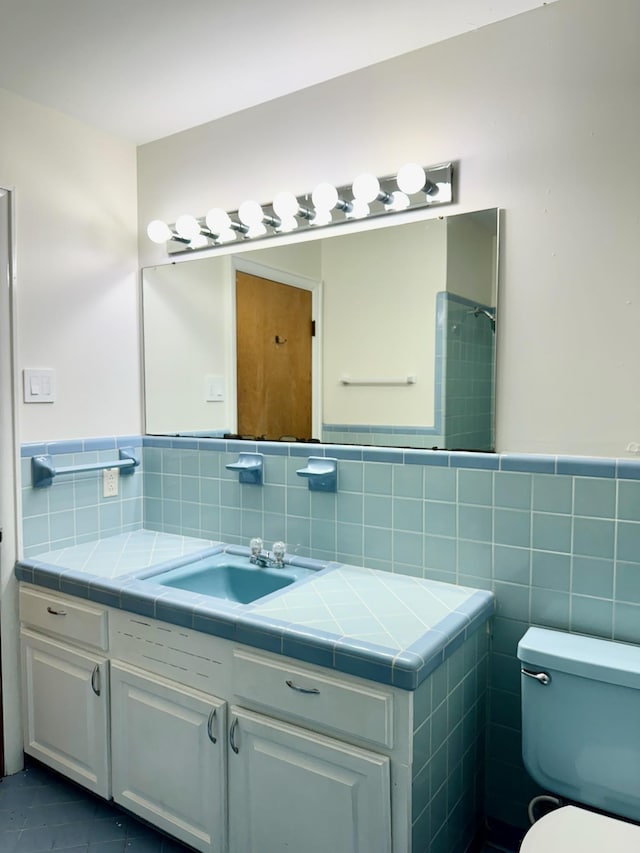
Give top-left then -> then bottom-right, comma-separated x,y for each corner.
0,87 -> 140,444
0,88 -> 139,771
322,220 -> 446,426
143,257 -> 234,433
137,0 -> 640,457
446,213 -> 496,306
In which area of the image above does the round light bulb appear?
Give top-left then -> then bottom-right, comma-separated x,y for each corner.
348,198 -> 370,219
386,191 -> 411,212
217,228 -> 237,244
311,210 -> 332,226
278,216 -> 299,233
206,208 -> 231,233
352,173 -> 381,204
238,200 -> 264,227
146,219 -> 172,244
247,222 -> 267,238
312,182 -> 338,212
434,182 -> 450,200
273,191 -> 300,219
189,234 -> 209,250
175,214 -> 201,239
397,163 -> 426,195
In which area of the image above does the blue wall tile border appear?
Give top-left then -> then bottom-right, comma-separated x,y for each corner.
21,436 -> 144,457
450,452 -> 500,470
83,437 -> 118,451
404,450 -> 450,467
556,457 -> 617,478
499,454 -> 556,474
362,448 -> 405,463
617,460 -> 640,480
19,436 -> 640,481
133,436 -> 640,479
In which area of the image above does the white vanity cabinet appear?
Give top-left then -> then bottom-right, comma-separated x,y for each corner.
228,648 -> 399,853
227,706 -> 391,853
19,587 -> 110,798
18,587 -> 489,853
110,661 -> 226,853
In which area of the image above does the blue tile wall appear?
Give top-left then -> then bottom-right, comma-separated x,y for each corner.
412,629 -> 488,853
441,293 -> 495,451
20,437 -> 144,556
19,434 -> 640,832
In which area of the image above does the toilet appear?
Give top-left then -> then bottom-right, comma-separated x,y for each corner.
517,627 -> 640,851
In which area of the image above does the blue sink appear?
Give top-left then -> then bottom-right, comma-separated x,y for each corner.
148,553 -> 314,604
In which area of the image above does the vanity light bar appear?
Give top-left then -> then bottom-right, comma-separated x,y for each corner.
147,161 -> 453,255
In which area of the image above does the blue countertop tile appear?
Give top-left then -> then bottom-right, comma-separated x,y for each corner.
16,530 -> 494,690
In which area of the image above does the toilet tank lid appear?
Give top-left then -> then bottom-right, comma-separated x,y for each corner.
518,627 -> 640,690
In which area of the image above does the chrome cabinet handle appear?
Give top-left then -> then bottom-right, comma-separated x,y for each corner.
207,708 -> 217,744
521,668 -> 551,685
47,606 -> 67,616
229,717 -> 239,754
285,679 -> 320,695
91,664 -> 101,696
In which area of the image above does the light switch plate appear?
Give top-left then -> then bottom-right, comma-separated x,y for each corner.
205,374 -> 225,402
23,369 -> 56,403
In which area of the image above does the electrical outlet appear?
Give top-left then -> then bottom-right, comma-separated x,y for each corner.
103,467 -> 119,497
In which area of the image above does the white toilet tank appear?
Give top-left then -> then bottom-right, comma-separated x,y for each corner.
518,627 -> 640,822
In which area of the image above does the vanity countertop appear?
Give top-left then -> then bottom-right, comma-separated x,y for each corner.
15,529 -> 494,690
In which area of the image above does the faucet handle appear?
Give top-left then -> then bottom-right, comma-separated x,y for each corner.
249,538 -> 264,561
272,541 -> 286,566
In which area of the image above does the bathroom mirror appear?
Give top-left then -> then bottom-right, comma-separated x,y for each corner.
142,208 -> 498,450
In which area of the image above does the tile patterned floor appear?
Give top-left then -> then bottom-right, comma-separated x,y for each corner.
0,759 -> 509,853
0,759 -> 192,852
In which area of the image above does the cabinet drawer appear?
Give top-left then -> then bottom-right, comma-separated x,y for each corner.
232,649 -> 394,749
19,586 -> 108,651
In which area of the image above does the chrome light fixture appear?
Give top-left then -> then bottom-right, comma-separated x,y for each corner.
148,160 -> 453,254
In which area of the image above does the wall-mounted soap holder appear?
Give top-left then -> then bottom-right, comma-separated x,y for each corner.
225,452 -> 264,485
296,457 -> 338,493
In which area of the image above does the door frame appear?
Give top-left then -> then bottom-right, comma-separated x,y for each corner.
232,256 -> 322,440
0,186 -> 23,774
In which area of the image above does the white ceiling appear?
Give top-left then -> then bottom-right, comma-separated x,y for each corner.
0,0 -> 553,144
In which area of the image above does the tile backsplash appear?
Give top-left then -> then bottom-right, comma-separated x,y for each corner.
20,436 -> 144,557
19,434 -> 640,829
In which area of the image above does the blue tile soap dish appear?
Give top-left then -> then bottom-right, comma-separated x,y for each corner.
225,453 -> 264,485
296,457 -> 338,492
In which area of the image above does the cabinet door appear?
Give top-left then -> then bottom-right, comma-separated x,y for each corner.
20,628 -> 110,798
228,705 -> 391,853
110,661 -> 226,853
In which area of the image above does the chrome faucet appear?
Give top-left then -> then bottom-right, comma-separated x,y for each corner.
249,538 -> 286,568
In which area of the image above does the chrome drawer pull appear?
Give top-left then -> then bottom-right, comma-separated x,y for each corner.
91,664 -> 101,696
229,717 -> 239,754
46,606 -> 67,616
521,668 -> 551,685
207,708 -> 217,744
285,679 -> 320,695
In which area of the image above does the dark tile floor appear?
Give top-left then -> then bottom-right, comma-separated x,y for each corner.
0,757 -> 510,853
0,759 -> 193,852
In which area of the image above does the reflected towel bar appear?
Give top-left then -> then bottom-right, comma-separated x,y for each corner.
32,447 -> 140,489
340,374 -> 417,386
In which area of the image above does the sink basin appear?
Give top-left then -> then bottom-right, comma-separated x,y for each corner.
148,553 -> 314,604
